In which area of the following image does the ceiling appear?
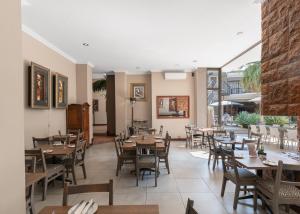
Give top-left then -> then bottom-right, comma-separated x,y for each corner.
22,0 -> 261,73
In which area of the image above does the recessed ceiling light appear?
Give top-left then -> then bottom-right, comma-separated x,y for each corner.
192,60 -> 198,63
136,66 -> 140,69
236,32 -> 244,36
82,43 -> 89,47
175,64 -> 180,67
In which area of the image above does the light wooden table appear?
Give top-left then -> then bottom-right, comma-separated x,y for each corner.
235,150 -> 300,170
39,205 -> 159,214
122,136 -> 165,150
37,144 -> 75,156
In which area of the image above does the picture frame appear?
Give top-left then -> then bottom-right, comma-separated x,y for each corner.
93,99 -> 99,112
131,83 -> 146,101
156,96 -> 190,119
28,62 -> 50,109
53,73 -> 68,108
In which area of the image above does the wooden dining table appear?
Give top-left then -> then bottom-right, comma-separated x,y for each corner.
37,144 -> 76,156
214,135 -> 254,150
122,135 -> 165,151
39,205 -> 159,214
234,150 -> 300,170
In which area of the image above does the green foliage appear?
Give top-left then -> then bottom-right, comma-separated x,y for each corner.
234,111 -> 260,128
93,79 -> 106,92
242,62 -> 261,92
263,116 -> 289,126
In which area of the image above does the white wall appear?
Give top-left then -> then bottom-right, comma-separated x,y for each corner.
151,72 -> 195,138
23,33 -> 77,148
0,0 -> 25,212
93,92 -> 107,124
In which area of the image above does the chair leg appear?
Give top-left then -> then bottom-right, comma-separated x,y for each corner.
253,188 -> 257,211
155,168 -> 157,187
72,166 -> 77,185
136,168 -> 139,186
208,153 -> 211,166
165,158 -> 170,174
221,177 -> 227,197
116,159 -> 120,176
272,202 -> 279,214
42,177 -> 48,201
213,156 -> 217,170
233,186 -> 240,210
82,163 -> 87,179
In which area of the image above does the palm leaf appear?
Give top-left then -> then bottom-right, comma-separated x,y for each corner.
93,79 -> 106,92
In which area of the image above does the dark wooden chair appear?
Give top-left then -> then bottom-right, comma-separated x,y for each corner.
114,137 -> 135,176
158,125 -> 164,136
254,160 -> 300,214
236,138 -> 258,150
185,198 -> 198,214
136,142 -> 159,187
207,135 -> 223,170
158,134 -> 171,174
32,137 -> 52,148
64,137 -> 87,185
213,130 -> 227,137
25,149 -> 65,200
25,156 -> 37,214
63,179 -> 113,206
220,148 -> 257,210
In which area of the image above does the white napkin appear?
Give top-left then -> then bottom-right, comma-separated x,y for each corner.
74,201 -> 87,214
81,199 -> 93,214
68,201 -> 84,214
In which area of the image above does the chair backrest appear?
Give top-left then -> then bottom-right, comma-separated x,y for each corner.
243,138 -> 259,149
207,135 -> 218,151
286,129 -> 298,141
114,137 -> 122,157
164,134 -> 171,155
159,125 -> 164,136
136,142 -> 158,157
220,148 -> 240,181
63,179 -> 113,206
70,136 -> 86,166
25,149 -> 46,173
250,125 -> 258,134
259,125 -> 268,135
32,137 -> 52,148
185,198 -> 198,214
273,161 -> 300,199
269,127 -> 280,138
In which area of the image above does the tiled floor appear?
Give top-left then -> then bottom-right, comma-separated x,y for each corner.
35,141 -> 273,214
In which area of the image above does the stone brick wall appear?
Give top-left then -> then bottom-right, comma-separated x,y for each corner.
261,0 -> 300,116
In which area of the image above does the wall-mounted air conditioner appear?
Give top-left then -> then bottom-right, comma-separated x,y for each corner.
164,72 -> 187,80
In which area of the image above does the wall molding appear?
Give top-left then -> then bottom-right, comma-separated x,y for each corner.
22,24 -> 77,64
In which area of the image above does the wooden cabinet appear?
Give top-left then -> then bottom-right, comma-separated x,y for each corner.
67,103 -> 90,144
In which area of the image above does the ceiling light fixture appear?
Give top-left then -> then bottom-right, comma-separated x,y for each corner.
82,43 -> 89,47
136,66 -> 140,69
236,31 -> 244,36
192,60 -> 198,63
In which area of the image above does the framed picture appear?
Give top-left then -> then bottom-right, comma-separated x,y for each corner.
131,83 -> 146,101
53,73 -> 68,108
156,96 -> 190,119
28,62 -> 50,109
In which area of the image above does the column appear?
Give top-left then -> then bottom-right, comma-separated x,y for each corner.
115,72 -> 127,134
0,0 -> 25,212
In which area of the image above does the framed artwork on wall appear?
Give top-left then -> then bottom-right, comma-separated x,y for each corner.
53,73 -> 68,108
156,96 -> 189,119
28,62 -> 50,109
93,99 -> 99,112
131,83 -> 146,101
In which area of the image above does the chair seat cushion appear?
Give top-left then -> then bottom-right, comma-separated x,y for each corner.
257,179 -> 300,200
226,168 -> 257,182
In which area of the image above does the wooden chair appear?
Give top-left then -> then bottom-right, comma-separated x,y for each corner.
185,198 -> 198,214
207,135 -> 223,170
254,161 -> 300,214
63,179 -> 113,206
136,142 -> 159,187
25,149 -> 65,200
25,156 -> 37,214
114,137 -> 135,176
213,130 -> 227,137
64,137 -> 87,185
249,132 -> 262,149
220,148 -> 257,210
158,125 -> 164,136
158,134 -> 171,174
185,126 -> 192,148
32,137 -> 52,148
